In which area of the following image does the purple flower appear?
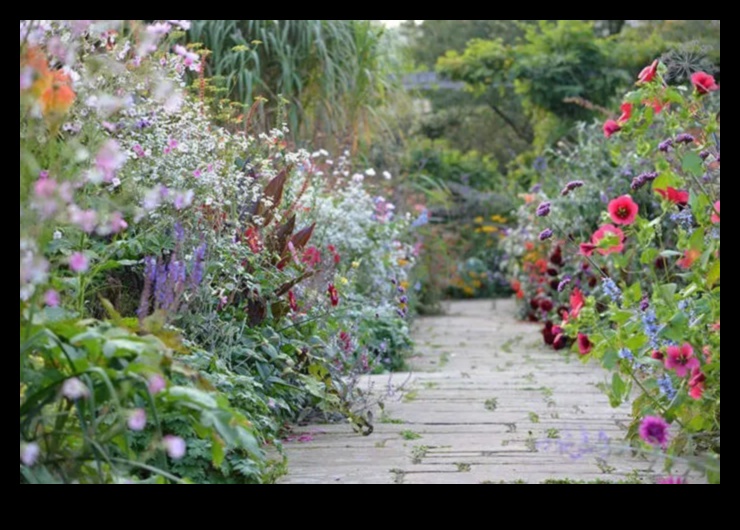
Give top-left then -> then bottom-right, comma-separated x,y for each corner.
69,253 -> 89,273
640,297 -> 650,311
38,170 -> 50,180
536,201 -> 551,217
163,435 -> 187,460
639,416 -> 670,448
148,374 -> 167,395
675,133 -> 695,144
173,190 -> 194,210
44,290 -> 60,307
699,150 -> 711,161
659,139 -> 674,153
557,276 -> 572,292
128,409 -> 147,431
20,442 -> 40,466
133,144 -> 146,158
539,228 -> 553,241
62,377 -> 90,400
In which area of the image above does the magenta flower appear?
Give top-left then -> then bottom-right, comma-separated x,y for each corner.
69,252 -> 89,273
44,290 -> 60,307
62,377 -> 90,401
108,212 -> 128,233
69,207 -> 98,233
148,374 -> 167,395
665,343 -> 700,377
128,409 -> 147,432
163,435 -> 187,460
691,72 -> 719,95
639,416 -> 670,448
603,119 -> 621,138
658,476 -> 687,484
20,442 -> 40,467
95,140 -> 126,183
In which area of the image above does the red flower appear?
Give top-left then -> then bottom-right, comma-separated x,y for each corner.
511,280 -> 521,292
328,284 -> 339,307
691,71 -> 719,95
643,97 -> 667,114
552,327 -> 567,350
577,333 -> 592,355
651,350 -> 664,360
688,367 -> 705,400
665,343 -> 700,377
655,187 -> 690,206
638,60 -> 659,84
328,244 -> 341,265
711,201 -> 720,224
542,321 -> 555,345
288,291 -> 299,312
244,227 -> 263,254
603,119 -> 621,138
570,288 -> 585,319
618,102 -> 632,124
579,243 -> 597,257
677,249 -> 700,269
540,299 -> 554,312
591,224 -> 625,255
608,195 -> 639,225
302,246 -> 322,268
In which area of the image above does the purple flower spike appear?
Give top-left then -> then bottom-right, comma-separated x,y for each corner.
539,228 -> 553,241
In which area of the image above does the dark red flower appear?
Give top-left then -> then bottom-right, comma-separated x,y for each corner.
338,331 -> 353,353
553,329 -> 567,350
542,321 -> 555,345
549,279 -> 560,291
638,60 -> 659,84
691,71 -> 719,95
288,290 -> 299,312
603,119 -> 621,138
608,195 -> 639,225
655,187 -> 690,206
579,243 -> 597,257
328,284 -> 339,307
328,244 -> 341,265
618,102 -> 632,124
540,299 -> 554,312
651,350 -> 664,360
530,298 -> 540,310
550,246 -> 563,266
577,333 -> 592,355
546,268 -> 559,277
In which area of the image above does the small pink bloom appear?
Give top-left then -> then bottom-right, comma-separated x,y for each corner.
591,224 -> 625,255
618,102 -> 632,124
638,60 -> 659,84
603,119 -> 621,138
62,377 -> 90,400
96,140 -> 126,182
711,201 -> 720,224
665,343 -> 700,377
69,252 -> 89,273
608,195 -> 639,225
20,442 -> 40,466
639,416 -> 670,447
128,409 -> 147,431
691,71 -> 719,95
109,212 -> 128,233
163,435 -> 187,460
570,288 -> 585,319
69,207 -> 98,233
688,367 -> 706,400
147,374 -> 167,395
34,178 -> 57,199
44,290 -> 60,307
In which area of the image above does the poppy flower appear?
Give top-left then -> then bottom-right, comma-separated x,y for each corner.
577,333 -> 592,355
618,102 -> 632,124
638,60 -> 659,84
665,343 -> 700,377
591,224 -> 625,255
677,249 -> 700,269
711,201 -> 720,224
603,119 -> 621,138
691,71 -> 719,95
608,195 -> 639,225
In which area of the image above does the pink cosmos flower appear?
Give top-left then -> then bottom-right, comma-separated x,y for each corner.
691,72 -> 719,95
147,374 -> 167,395
69,207 -> 98,233
603,119 -> 621,138
665,343 -> 700,377
44,290 -> 60,307
639,416 -> 670,447
638,60 -> 659,83
577,333 -> 592,355
69,252 -> 89,273
162,435 -> 187,460
128,409 -> 147,431
711,201 -> 720,224
608,195 -> 639,225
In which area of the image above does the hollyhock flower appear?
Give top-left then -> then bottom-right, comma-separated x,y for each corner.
539,228 -> 553,241
62,377 -> 90,400
577,333 -> 592,355
603,119 -> 621,138
711,201 -> 720,224
665,343 -> 700,377
570,288 -> 585,319
148,374 -> 167,395
552,328 -> 567,350
688,367 -> 705,400
658,476 -> 687,484
608,195 -> 639,225
656,187 -> 689,208
20,442 -> 40,467
328,284 -> 339,307
618,102 -> 632,124
44,290 -> 60,307
639,416 -> 670,447
128,409 -> 147,431
691,71 -> 719,95
542,322 -> 555,345
638,60 -> 659,83
591,224 -> 625,255
677,249 -> 700,270
162,436 -> 187,460
69,252 -> 89,273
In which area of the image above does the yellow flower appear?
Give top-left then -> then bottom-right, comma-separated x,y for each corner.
352,261 -> 360,269
474,216 -> 484,224
339,277 -> 349,286
398,258 -> 410,267
400,281 -> 410,290
481,226 -> 498,234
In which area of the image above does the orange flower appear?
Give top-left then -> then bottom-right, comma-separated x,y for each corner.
21,47 -> 51,97
677,249 -> 700,269
41,70 -> 76,117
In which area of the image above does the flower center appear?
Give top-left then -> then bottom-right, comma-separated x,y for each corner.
618,206 -> 629,219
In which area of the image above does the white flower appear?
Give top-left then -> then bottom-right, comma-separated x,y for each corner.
53,230 -> 63,240
365,168 -> 376,177
383,171 -> 392,181
163,436 -> 187,460
61,378 -> 90,401
20,443 -> 40,467
352,174 -> 365,183
127,409 -> 147,431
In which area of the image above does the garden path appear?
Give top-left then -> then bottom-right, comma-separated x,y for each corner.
279,299 -> 699,484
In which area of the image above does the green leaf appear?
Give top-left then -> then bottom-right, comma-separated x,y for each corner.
658,283 -> 677,303
661,312 -> 688,342
707,261 -> 720,288
211,433 -> 225,468
681,152 -> 704,177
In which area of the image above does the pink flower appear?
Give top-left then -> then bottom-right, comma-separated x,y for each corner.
691,71 -> 719,95
128,409 -> 147,431
655,187 -> 690,207
688,367 -> 706,400
608,195 -> 639,225
163,138 -> 178,155
62,377 -> 90,400
665,343 -> 700,377
44,290 -> 60,307
711,201 -> 720,224
20,442 -> 40,466
658,476 -> 687,484
577,333 -> 592,355
133,144 -> 146,158
69,207 -> 98,233
639,416 -> 670,447
34,178 -> 57,199
302,247 -> 322,268
69,252 -> 89,273
638,59 -> 659,84
591,224 -> 625,255
603,119 -> 621,138
108,212 -> 128,233
147,374 -> 167,395
618,102 -> 632,124
570,288 -> 585,319
95,140 -> 126,183
163,435 -> 187,460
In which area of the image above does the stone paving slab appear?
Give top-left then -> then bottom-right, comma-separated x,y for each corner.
279,299 -> 704,484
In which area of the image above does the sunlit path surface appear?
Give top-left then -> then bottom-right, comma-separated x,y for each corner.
280,299 -> 703,484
